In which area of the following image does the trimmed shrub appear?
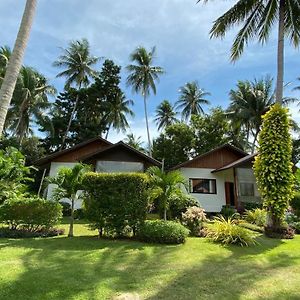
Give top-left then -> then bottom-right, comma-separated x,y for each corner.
83,172 -> 149,237
0,197 -> 62,231
207,216 -> 256,246
244,208 -> 267,227
220,205 -> 239,219
138,220 -> 189,244
182,206 -> 207,236
0,227 -> 64,238
168,194 -> 199,220
290,192 -> 300,216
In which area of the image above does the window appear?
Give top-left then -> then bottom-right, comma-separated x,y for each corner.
239,182 -> 254,196
96,161 -> 144,173
189,178 -> 217,194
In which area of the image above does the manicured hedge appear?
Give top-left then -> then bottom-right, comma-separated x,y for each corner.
83,172 -> 149,237
138,220 -> 190,244
0,197 -> 62,231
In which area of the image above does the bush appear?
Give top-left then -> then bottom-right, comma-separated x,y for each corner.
290,222 -> 300,234
242,202 -> 263,211
138,220 -> 189,244
206,216 -> 256,247
285,211 -> 299,224
265,225 -> 295,239
74,208 -> 85,220
220,205 -> 239,219
182,206 -> 207,236
168,194 -> 199,220
83,172 -> 149,237
244,208 -> 267,227
0,197 -> 62,231
60,201 -> 71,216
0,227 -> 64,238
290,192 -> 300,216
238,222 -> 264,233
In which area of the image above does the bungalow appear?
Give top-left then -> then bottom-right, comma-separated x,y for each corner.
35,137 -> 161,207
172,144 -> 261,212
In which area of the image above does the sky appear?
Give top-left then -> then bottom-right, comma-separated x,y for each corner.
1,0 -> 300,143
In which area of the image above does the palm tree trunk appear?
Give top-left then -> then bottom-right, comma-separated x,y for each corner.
275,0 -> 285,105
68,197 -> 75,237
105,123 -> 111,140
143,93 -> 152,156
60,91 -> 80,150
0,0 -> 37,137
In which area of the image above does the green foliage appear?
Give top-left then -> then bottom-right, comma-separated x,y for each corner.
238,222 -> 264,233
220,205 -> 238,219
138,220 -> 189,244
60,201 -> 71,216
152,123 -> 194,169
182,206 -> 207,236
83,172 -> 149,237
207,216 -> 256,247
253,104 -> 295,228
0,147 -> 33,203
244,208 -> 267,227
291,192 -> 300,216
0,197 -> 62,231
154,100 -> 178,131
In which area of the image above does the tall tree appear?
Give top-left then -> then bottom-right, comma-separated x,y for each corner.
154,100 -> 178,131
126,46 -> 164,155
198,0 -> 300,104
0,46 -> 12,81
53,38 -> 99,149
176,81 -> 210,121
0,0 -> 37,137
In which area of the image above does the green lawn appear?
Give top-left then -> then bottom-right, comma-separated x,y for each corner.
0,220 -> 300,300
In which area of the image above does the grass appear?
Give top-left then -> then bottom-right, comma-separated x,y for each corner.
0,219 -> 300,300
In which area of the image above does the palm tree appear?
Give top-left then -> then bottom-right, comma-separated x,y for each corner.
147,166 -> 187,221
7,67 -> 56,144
176,81 -> 210,121
0,46 -> 12,80
126,46 -> 164,156
198,0 -> 300,104
0,0 -> 37,137
48,163 -> 91,237
53,38 -> 99,149
154,100 -> 178,131
104,92 -> 134,139
124,133 -> 145,152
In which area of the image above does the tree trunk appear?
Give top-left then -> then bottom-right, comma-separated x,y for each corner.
60,92 -> 80,150
68,197 -> 75,237
105,123 -> 111,140
143,93 -> 152,156
251,129 -> 259,154
163,207 -> 167,221
275,0 -> 285,105
0,0 -> 37,137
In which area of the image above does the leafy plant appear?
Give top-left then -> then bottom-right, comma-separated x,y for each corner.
253,104 -> 295,230
220,205 -> 239,219
244,208 -> 267,227
290,192 -> 300,217
138,220 -> 189,244
207,216 -> 256,247
238,222 -> 264,233
182,206 -> 207,236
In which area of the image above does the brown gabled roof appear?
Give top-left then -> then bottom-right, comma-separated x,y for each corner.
82,141 -> 162,167
35,137 -> 112,167
211,153 -> 256,173
172,144 -> 248,170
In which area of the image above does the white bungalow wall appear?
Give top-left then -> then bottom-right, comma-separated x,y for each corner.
180,167 -> 234,212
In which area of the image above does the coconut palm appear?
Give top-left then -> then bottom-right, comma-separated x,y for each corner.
147,166 -> 187,221
104,92 -> 134,139
124,133 -> 145,152
7,67 -> 56,144
198,0 -> 300,105
126,46 -> 164,156
176,81 -> 210,121
0,0 -> 37,137
154,100 -> 178,131
0,46 -> 12,80
53,38 -> 99,149
48,163 -> 91,237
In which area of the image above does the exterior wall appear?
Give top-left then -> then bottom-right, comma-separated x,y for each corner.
95,161 -> 144,173
46,162 -> 83,209
236,168 -> 261,204
180,167 -> 234,212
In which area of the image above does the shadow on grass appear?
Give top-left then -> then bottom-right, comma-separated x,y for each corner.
0,235 -> 299,300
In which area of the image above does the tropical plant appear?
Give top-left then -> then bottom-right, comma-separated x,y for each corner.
104,91 -> 134,139
48,163 -> 91,237
0,46 -> 11,80
176,81 -> 210,121
123,133 -> 145,152
53,38 -> 99,149
207,215 -> 256,246
254,104 -> 294,232
244,208 -> 267,227
0,0 -> 37,137
182,206 -> 207,236
6,67 -> 56,144
126,46 -> 164,155
147,166 -> 187,221
154,100 -> 178,131
198,0 -> 300,105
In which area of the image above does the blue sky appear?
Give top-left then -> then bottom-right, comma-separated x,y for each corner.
1,0 -> 300,143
